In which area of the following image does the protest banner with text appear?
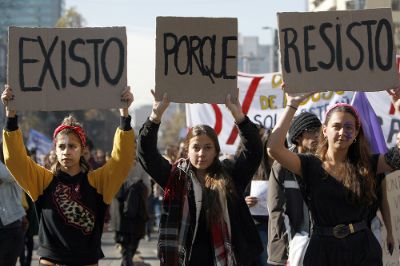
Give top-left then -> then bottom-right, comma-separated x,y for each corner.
186,72 -> 397,155
8,26 -> 127,111
155,17 -> 237,104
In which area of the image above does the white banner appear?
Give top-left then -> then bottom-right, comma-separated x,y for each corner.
186,72 -> 397,155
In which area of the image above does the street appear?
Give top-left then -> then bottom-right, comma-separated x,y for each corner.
23,231 -> 159,266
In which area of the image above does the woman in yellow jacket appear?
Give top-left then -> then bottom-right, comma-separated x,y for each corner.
1,85 -> 135,266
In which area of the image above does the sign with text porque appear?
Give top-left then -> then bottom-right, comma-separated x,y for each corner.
8,26 -> 127,111
278,8 -> 399,93
155,17 -> 237,104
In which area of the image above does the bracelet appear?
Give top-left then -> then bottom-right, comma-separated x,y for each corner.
149,115 -> 161,124
287,105 -> 298,111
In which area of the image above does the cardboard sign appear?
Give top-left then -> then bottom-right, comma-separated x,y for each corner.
8,26 -> 127,111
382,170 -> 400,265
155,17 -> 238,104
277,8 -> 399,93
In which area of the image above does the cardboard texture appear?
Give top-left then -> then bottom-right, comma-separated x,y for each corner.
382,170 -> 400,265
8,26 -> 127,111
278,8 -> 399,93
155,17 -> 238,104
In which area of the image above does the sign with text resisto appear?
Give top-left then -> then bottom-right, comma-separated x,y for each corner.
8,27 -> 127,111
278,8 -> 399,93
155,17 -> 238,104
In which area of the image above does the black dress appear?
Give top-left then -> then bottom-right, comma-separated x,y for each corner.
298,154 -> 382,266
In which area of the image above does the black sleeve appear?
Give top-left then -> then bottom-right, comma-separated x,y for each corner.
267,161 -> 289,264
137,118 -> 172,188
5,116 -> 18,131
230,116 -> 263,194
119,115 -> 132,131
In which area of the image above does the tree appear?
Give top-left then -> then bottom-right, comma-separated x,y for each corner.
159,105 -> 187,149
55,7 -> 86,28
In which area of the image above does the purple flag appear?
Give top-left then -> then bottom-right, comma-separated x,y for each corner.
351,92 -> 388,154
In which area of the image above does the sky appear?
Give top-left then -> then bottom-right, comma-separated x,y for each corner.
65,0 -> 307,107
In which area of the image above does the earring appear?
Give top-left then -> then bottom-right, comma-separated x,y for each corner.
353,138 -> 357,144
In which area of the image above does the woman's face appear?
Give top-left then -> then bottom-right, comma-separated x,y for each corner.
55,133 -> 83,172
48,150 -> 57,164
188,134 -> 218,171
323,111 -> 358,150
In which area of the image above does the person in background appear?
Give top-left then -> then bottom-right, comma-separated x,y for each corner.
114,160 -> 151,266
163,143 -> 179,163
177,140 -> 188,159
267,86 -> 400,266
19,192 -> 39,266
238,124 -> 273,266
1,85 -> 135,265
267,112 -> 321,266
44,150 -> 57,170
0,142 -> 26,266
93,148 -> 107,170
138,91 -> 263,265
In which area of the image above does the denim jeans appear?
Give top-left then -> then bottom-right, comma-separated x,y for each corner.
256,222 -> 270,266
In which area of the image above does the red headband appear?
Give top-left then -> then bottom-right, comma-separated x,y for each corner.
53,125 -> 86,147
325,103 -> 360,127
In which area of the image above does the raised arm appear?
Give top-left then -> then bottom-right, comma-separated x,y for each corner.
225,91 -> 262,191
267,91 -> 310,177
137,91 -> 172,188
89,86 -> 135,204
1,85 -> 53,200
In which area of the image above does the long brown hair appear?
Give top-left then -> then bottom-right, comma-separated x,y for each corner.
51,115 -> 91,174
184,125 -> 236,225
316,105 -> 376,205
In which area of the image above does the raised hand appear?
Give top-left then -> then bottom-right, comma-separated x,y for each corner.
150,90 -> 170,123
225,88 -> 245,123
1,85 -> 16,117
282,82 -> 315,108
119,86 -> 134,117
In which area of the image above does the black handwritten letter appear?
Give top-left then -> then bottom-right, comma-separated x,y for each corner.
38,36 -> 60,90
101,38 -> 124,85
318,23 -> 335,70
361,20 -> 378,70
175,36 -> 189,75
281,28 -> 301,73
69,38 -> 90,87
375,19 -> 393,71
19,37 -> 41,91
87,39 -> 105,87
345,22 -> 364,70
61,40 -> 67,88
189,36 -> 202,75
304,25 -> 317,72
163,33 -> 177,75
221,36 -> 237,79
335,24 -> 343,71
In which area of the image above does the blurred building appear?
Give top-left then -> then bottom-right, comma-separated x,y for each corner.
0,0 -> 63,122
131,103 -> 186,146
0,0 -> 63,85
308,0 -> 400,53
238,32 -> 279,74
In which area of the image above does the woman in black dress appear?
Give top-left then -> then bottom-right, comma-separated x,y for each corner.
267,90 -> 400,266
